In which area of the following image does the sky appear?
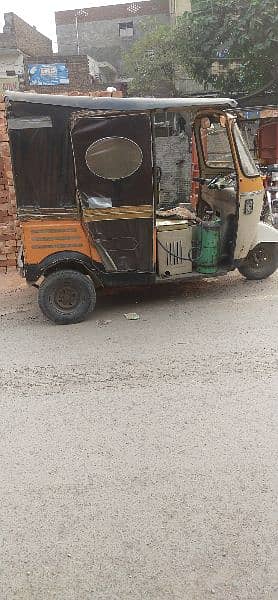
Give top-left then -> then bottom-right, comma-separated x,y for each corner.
0,0 -> 145,51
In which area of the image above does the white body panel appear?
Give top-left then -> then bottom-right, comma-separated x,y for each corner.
156,220 -> 193,276
250,221 -> 278,249
234,191 -> 264,259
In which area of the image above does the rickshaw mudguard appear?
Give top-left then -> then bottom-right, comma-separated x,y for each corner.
250,221 -> 278,250
24,250 -> 102,283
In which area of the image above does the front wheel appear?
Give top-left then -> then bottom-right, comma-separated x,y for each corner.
238,243 -> 278,280
38,269 -> 96,324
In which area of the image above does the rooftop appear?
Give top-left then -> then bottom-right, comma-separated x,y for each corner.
5,91 -> 237,112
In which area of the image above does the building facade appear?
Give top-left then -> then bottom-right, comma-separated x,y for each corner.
0,50 -> 24,93
0,13 -> 53,93
55,0 -> 173,77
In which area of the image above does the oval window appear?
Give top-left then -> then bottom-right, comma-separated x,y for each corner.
85,136 -> 143,180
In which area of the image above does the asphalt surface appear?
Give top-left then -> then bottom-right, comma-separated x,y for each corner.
0,270 -> 277,600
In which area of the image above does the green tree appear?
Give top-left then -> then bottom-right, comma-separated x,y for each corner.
175,0 -> 278,94
123,24 -> 177,96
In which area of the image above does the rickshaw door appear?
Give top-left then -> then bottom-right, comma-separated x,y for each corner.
71,113 -> 154,272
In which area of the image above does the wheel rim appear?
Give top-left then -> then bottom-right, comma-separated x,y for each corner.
54,285 -> 79,310
251,247 -> 271,269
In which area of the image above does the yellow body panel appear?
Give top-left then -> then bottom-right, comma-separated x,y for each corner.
22,219 -> 101,265
237,175 -> 264,193
226,117 -> 265,258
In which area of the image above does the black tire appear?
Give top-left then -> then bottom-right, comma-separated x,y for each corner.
38,269 -> 96,324
238,243 -> 278,280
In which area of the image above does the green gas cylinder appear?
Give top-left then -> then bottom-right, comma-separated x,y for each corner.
196,219 -> 221,274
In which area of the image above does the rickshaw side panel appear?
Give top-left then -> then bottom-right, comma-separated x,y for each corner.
71,112 -> 154,273
250,220 -> 278,248
8,103 -> 76,211
21,219 -> 102,277
233,190 -> 265,259
226,125 -> 265,260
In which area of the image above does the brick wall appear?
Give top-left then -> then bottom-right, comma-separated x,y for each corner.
23,55 -> 91,94
0,95 -> 20,272
3,13 -> 52,56
0,32 -> 17,49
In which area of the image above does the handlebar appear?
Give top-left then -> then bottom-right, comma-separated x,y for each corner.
193,175 -> 221,188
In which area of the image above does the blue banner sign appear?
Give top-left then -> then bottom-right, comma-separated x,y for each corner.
28,63 -> 69,86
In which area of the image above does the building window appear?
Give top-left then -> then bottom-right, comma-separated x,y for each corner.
119,22 -> 134,37
6,70 -> 16,76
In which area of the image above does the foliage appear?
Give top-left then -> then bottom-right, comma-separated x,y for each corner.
175,0 -> 278,94
123,24 -> 177,96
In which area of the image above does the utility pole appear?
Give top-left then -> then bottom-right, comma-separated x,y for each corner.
74,9 -> 88,55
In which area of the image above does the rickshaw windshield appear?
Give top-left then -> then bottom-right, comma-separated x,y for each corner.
232,122 -> 259,177
199,118 -> 234,169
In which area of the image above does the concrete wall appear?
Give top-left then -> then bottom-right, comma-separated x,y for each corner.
0,50 -> 24,92
0,51 -> 24,78
0,32 -> 17,49
57,14 -> 169,73
56,0 -> 170,75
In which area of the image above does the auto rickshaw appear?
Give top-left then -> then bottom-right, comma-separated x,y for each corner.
5,91 -> 278,324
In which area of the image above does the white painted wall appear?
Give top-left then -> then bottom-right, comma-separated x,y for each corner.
0,50 -> 24,76
87,55 -> 100,79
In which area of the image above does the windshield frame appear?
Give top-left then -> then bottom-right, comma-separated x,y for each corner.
196,117 -> 236,172
232,122 -> 260,178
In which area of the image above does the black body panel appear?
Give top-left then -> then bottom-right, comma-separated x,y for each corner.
71,113 -> 153,206
71,113 -> 154,273
25,251 -> 155,287
8,103 -> 75,210
87,218 -> 153,272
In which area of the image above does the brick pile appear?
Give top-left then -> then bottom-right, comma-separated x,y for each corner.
0,95 -> 20,273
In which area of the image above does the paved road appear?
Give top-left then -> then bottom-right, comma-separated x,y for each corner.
0,270 -> 277,600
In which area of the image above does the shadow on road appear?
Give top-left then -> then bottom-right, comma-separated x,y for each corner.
0,269 -> 273,323
94,271 -> 266,314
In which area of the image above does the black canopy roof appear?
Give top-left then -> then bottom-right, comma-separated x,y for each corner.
5,91 -> 237,112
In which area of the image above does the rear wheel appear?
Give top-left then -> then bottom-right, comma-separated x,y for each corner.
38,269 -> 96,324
238,243 -> 278,280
